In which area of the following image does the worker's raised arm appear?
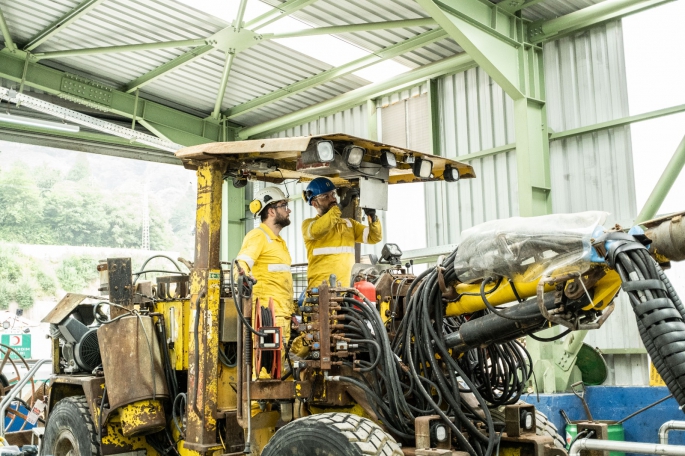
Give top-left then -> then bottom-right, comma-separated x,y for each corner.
352,210 -> 382,244
302,205 -> 343,241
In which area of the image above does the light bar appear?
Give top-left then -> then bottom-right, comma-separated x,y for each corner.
0,112 -> 80,133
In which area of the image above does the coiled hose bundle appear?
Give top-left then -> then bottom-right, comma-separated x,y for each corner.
337,249 -> 532,456
602,233 -> 685,408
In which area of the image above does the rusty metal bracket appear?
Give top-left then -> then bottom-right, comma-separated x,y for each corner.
536,273 -> 615,331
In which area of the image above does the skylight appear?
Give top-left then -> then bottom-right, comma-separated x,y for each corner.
175,0 -> 411,83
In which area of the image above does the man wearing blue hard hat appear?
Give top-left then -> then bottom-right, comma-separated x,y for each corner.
301,177 -> 382,289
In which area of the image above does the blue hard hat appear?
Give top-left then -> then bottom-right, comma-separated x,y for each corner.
302,177 -> 336,205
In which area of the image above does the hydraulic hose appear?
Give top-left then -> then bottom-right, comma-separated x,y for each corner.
601,233 -> 685,409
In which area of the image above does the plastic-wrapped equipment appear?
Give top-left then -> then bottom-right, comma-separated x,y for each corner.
454,211 -> 608,283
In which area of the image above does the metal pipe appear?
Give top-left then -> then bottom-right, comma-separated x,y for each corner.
570,438 -> 685,456
531,0 -> 674,42
234,0 -> 249,31
266,18 -> 438,39
0,6 -> 16,52
636,133 -> 685,223
211,51 -> 236,120
245,0 -> 320,31
0,359 -> 50,436
33,39 -> 207,60
24,0 -> 105,51
659,421 -> 685,444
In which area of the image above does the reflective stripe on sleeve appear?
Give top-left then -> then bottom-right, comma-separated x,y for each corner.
344,219 -> 352,228
267,264 -> 291,272
312,246 -> 355,256
362,227 -> 369,243
236,254 -> 254,269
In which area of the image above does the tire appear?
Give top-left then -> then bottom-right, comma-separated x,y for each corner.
490,404 -> 565,449
41,396 -> 100,456
261,412 -> 403,456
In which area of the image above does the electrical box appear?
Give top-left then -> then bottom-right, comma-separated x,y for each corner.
359,177 -> 388,211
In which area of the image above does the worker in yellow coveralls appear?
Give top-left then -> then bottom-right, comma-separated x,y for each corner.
235,186 -> 293,384
301,177 -> 382,289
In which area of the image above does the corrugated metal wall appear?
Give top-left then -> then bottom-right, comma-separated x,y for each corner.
545,21 -> 636,228
544,22 -> 644,369
425,67 -> 518,246
264,103 -> 386,264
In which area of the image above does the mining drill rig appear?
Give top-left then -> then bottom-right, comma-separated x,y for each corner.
38,134 -> 685,456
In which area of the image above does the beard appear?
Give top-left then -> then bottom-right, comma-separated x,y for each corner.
275,212 -> 291,228
319,199 -> 338,215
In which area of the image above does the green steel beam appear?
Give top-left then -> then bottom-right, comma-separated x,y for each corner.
24,0 -> 105,51
550,103 -> 685,140
428,78 -> 441,156
416,0 -> 527,100
499,0 -> 549,14
418,0 -> 550,216
0,123 -> 181,164
226,29 -> 447,120
266,18 -> 438,39
212,51 -> 236,120
0,50 -> 234,147
238,53 -> 477,139
210,0 -> 249,120
636,133 -> 685,223
0,5 -> 16,53
124,44 -> 215,93
245,0 -> 320,31
457,143 -> 516,162
514,96 -> 552,216
235,0 -> 249,30
221,183 -> 246,262
33,39 -> 207,60
367,99 -> 378,141
529,0 -> 676,43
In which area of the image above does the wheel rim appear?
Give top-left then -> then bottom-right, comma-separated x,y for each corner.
53,429 -> 78,456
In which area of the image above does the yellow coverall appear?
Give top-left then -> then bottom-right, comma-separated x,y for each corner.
302,205 -> 382,289
235,223 -> 293,380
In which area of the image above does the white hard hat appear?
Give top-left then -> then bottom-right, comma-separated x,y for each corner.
249,187 -> 288,216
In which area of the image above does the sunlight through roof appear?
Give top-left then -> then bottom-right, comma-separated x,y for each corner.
175,0 -> 411,83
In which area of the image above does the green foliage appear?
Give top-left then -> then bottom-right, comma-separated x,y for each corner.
0,281 -> 13,310
0,165 -> 44,243
56,256 -> 98,292
12,278 -> 35,309
35,268 -> 57,295
66,155 -> 91,182
0,245 -> 22,284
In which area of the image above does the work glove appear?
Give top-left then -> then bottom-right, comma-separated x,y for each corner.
339,188 -> 360,209
363,208 -> 376,223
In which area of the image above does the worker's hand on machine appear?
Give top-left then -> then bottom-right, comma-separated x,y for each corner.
363,208 -> 376,223
339,188 -> 360,209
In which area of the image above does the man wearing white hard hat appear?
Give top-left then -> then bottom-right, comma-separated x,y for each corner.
235,186 -> 293,379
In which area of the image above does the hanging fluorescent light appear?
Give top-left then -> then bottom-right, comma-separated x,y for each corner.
0,112 -> 80,133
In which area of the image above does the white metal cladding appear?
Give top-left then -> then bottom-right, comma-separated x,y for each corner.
545,21 -> 636,227
544,21 -> 644,382
263,103 -> 386,263
423,66 -> 518,246
603,354 -> 650,386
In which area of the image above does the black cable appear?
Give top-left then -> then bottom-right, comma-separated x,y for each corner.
528,327 -> 572,342
479,277 -> 531,321
230,259 -> 267,337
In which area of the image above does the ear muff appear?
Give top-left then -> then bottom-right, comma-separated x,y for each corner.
249,199 -> 262,215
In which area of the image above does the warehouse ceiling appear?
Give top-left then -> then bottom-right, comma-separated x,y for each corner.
0,0 -> 672,160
